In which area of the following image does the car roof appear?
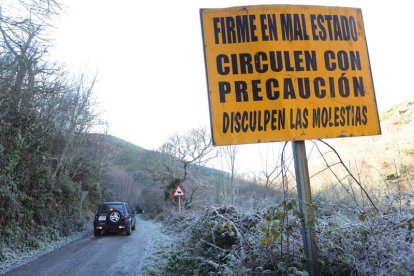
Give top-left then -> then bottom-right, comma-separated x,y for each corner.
102,201 -> 126,205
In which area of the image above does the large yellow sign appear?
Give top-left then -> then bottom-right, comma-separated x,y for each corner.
200,5 -> 381,146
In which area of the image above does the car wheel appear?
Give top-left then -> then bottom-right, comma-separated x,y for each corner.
94,229 -> 101,237
126,224 -> 132,236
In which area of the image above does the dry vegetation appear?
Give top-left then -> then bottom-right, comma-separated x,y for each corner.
144,100 -> 414,275
153,203 -> 413,275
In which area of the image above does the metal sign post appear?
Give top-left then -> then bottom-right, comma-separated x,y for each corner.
292,141 -> 320,276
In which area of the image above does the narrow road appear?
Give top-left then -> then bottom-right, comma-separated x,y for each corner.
6,217 -> 163,276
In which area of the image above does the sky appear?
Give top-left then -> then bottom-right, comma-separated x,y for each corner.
50,0 -> 413,174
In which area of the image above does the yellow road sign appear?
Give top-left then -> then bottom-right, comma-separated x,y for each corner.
200,5 -> 381,146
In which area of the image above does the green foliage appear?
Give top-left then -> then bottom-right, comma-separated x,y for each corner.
0,247 -> 5,262
0,175 -> 18,226
164,178 -> 181,201
165,251 -> 218,276
260,199 -> 307,249
0,0 -> 106,261
386,174 -> 398,181
62,178 -> 81,211
87,182 -> 103,207
211,220 -> 237,249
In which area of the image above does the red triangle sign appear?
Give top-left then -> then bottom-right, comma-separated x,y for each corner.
173,185 -> 185,197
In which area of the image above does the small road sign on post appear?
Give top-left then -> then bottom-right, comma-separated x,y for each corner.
173,185 -> 185,197
173,185 -> 186,212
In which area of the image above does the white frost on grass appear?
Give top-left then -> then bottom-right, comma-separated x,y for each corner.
138,218 -> 179,276
0,229 -> 90,275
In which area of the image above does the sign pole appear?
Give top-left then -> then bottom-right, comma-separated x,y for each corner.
178,196 -> 181,213
292,141 -> 320,276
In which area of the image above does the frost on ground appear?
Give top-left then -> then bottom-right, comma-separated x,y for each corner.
2,206 -> 413,275
140,215 -> 183,276
0,228 -> 91,275
147,205 -> 414,276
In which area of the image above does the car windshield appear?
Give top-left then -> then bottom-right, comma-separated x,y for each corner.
100,204 -> 123,213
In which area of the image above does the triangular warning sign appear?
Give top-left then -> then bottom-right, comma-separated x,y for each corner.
173,185 -> 185,197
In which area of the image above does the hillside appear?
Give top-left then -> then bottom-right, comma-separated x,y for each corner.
335,98 -> 414,179
306,97 -> 414,206
93,97 -> 414,212
84,134 -> 276,216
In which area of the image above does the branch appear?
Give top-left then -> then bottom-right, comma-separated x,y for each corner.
317,140 -> 378,212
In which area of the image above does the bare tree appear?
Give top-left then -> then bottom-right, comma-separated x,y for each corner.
253,143 -> 292,204
158,127 -> 218,207
50,74 -> 98,181
221,145 -> 240,204
159,127 -> 217,182
311,140 -> 378,212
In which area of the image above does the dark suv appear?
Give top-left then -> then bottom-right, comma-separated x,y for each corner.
94,202 -> 136,236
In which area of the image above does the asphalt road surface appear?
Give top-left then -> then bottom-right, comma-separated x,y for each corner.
6,217 -> 161,276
